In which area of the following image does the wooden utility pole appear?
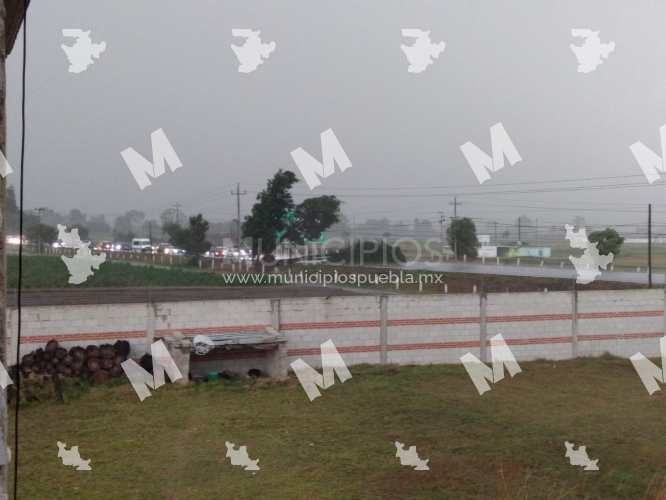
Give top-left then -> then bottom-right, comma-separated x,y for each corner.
230,184 -> 246,249
1,3 -> 31,498
449,198 -> 462,259
33,207 -> 44,252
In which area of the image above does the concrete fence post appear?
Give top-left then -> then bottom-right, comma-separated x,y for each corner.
572,281 -> 578,358
146,303 -> 156,353
479,292 -> 487,363
380,296 -> 388,364
271,299 -> 281,330
663,288 -> 666,336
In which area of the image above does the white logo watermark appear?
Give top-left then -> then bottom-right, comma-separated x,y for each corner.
61,29 -> 106,74
225,442 -> 260,470
564,224 -> 613,284
630,336 -> 666,395
630,124 -> 666,184
231,29 -> 276,73
401,29 -> 445,74
570,29 -> 614,74
395,442 -> 429,470
57,224 -> 106,284
460,334 -> 522,395
57,441 -> 91,470
565,441 -> 598,470
0,361 -> 12,390
290,129 -> 352,190
121,340 -> 183,401
121,128 -> 183,190
460,122 -> 521,184
290,340 -> 352,401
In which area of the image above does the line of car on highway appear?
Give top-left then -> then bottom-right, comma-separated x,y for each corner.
8,235 -> 251,260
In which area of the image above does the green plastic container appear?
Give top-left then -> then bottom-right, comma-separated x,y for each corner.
208,372 -> 218,381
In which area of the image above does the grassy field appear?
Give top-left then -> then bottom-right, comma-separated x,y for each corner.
6,255 -> 271,289
9,355 -> 666,499
6,255 -> 644,293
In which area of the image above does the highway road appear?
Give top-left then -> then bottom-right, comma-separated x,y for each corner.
387,261 -> 664,285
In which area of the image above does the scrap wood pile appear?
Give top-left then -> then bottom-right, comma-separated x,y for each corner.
17,339 -> 132,385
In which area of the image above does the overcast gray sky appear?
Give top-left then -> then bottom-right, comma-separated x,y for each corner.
5,0 -> 666,235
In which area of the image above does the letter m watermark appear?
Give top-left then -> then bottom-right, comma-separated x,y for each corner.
290,128 -> 352,190
460,334 -> 522,395
630,125 -> 666,184
460,122 -> 522,184
290,339 -> 352,401
121,128 -> 183,190
121,340 -> 183,401
630,336 -> 666,395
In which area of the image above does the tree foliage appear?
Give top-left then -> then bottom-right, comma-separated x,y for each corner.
588,228 -> 624,257
446,218 -> 479,258
242,170 -> 341,260
26,223 -> 58,246
169,214 -> 212,258
70,223 -> 90,241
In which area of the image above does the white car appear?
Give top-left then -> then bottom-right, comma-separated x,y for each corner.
132,238 -> 152,253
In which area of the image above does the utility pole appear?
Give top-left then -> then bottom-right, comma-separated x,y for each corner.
2,3 -> 31,498
438,211 -> 444,243
494,221 -> 497,243
174,202 -> 180,226
648,203 -> 652,288
231,183 -> 246,249
449,198 -> 463,259
352,215 -> 356,243
33,207 -> 45,253
148,221 -> 152,246
535,218 -> 538,246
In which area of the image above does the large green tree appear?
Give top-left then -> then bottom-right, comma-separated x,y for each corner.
588,228 -> 624,256
6,185 -> 19,234
26,223 -> 58,247
170,214 -> 212,258
70,223 -> 90,241
446,218 -> 479,259
242,170 -> 341,262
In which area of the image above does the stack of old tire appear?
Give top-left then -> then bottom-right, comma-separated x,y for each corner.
19,339 -> 131,385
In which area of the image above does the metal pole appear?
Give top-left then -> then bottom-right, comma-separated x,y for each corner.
449,198 -> 463,260
649,203 -> 652,288
231,183 -> 246,249
33,207 -> 44,253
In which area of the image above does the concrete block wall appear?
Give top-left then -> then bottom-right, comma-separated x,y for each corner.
577,289 -> 664,358
280,296 -> 381,367
386,295 -> 480,365
7,289 -> 666,374
487,292 -> 573,361
8,303 -> 151,361
153,299 -> 272,335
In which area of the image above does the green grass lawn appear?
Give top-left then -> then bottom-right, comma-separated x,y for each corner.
6,255 -> 270,288
9,355 -> 666,499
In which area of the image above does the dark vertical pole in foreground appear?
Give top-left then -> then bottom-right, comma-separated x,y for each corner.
649,203 -> 652,289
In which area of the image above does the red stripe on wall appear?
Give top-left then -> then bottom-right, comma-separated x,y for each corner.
578,311 -> 662,319
287,332 -> 664,356
489,314 -> 571,323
